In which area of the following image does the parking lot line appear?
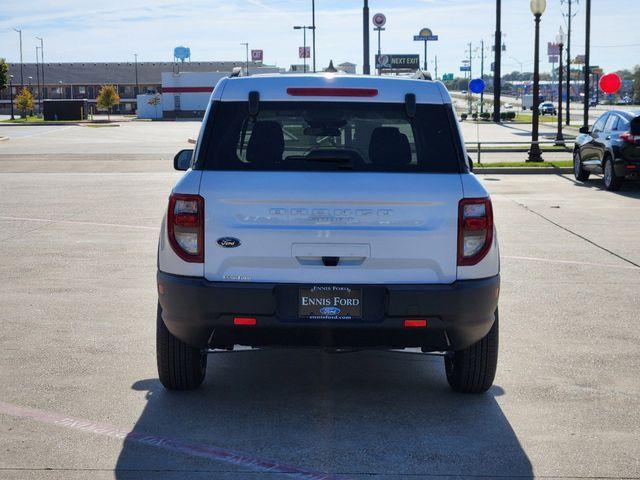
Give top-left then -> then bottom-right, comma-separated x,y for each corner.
0,215 -> 157,230
0,400 -> 344,480
502,255 -> 640,271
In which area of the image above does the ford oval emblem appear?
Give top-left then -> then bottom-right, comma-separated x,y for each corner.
217,237 -> 241,248
320,306 -> 341,316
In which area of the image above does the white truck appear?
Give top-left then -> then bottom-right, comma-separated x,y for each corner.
156,74 -> 500,393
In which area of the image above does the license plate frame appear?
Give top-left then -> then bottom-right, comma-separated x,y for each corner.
298,286 -> 362,320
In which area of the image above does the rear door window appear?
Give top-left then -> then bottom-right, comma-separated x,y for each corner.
198,101 -> 463,173
604,115 -> 618,132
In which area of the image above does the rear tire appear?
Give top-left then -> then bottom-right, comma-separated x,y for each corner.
603,157 -> 623,191
445,310 -> 498,394
156,303 -> 207,390
574,150 -> 590,181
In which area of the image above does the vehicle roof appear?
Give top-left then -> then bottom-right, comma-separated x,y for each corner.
212,74 -> 451,105
598,109 -> 640,119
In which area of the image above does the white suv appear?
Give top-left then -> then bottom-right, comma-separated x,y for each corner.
157,74 -> 500,393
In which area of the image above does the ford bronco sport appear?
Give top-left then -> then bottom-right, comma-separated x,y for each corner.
157,74 -> 500,393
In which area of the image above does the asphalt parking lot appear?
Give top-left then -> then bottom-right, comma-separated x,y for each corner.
1,125 -> 639,479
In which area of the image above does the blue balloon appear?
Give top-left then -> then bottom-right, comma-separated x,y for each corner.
469,78 -> 486,94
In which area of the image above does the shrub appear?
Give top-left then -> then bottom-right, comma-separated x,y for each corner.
480,112 -> 491,120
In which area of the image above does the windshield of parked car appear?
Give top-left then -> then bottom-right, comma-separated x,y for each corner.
198,101 -> 463,173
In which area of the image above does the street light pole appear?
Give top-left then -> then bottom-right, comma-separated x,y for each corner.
311,0 -> 316,73
363,0 -> 370,74
582,0 -> 591,132
13,28 -> 24,88
36,37 -> 45,101
294,26 -> 315,72
240,43 -> 249,75
35,46 -> 41,114
528,0 -> 546,163
134,53 -> 139,97
480,40 -> 485,114
492,0 -> 502,123
555,27 -> 565,145
9,75 -> 15,121
562,0 -> 575,126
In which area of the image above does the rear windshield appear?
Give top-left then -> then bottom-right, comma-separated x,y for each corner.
197,101 -> 463,173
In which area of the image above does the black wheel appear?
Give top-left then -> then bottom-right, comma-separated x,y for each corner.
573,150 -> 590,181
445,310 -> 498,394
156,303 -> 207,390
603,157 -> 623,191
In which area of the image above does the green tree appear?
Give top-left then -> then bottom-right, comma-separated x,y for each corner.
96,84 -> 120,121
0,58 -> 8,92
15,87 -> 34,118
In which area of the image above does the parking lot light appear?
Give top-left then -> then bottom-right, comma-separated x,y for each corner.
555,26 -> 566,146
527,0 -> 546,162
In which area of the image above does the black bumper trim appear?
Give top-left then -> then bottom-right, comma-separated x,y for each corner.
157,271 -> 500,351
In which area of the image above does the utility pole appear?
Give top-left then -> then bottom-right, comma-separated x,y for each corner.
561,0 -> 577,125
374,25 -> 385,75
582,0 -> 591,131
493,0 -> 502,123
36,37 -> 45,100
434,56 -> 438,80
363,0 -> 370,74
13,28 -> 24,89
312,0 -> 316,73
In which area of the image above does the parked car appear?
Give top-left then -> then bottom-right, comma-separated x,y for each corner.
540,101 -> 557,116
504,103 -> 514,110
589,98 -> 598,107
574,110 -> 640,190
157,74 -> 501,393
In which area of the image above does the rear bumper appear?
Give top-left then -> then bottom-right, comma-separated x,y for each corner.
157,271 -> 500,351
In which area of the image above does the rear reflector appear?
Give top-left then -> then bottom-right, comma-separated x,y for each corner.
234,317 -> 257,326
286,87 -> 378,97
404,319 -> 427,328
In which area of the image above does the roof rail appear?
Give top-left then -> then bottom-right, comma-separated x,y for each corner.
412,70 -> 433,81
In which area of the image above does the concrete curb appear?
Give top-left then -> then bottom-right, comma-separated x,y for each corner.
475,167 -> 573,174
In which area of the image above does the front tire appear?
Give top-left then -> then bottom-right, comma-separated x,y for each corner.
445,310 -> 498,394
574,150 -> 590,181
603,157 -> 623,191
156,303 -> 207,390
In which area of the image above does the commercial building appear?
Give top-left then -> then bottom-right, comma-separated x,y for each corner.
0,61 -> 273,115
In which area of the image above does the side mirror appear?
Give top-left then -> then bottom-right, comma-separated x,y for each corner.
579,126 -> 589,134
173,149 -> 193,171
467,155 -> 474,172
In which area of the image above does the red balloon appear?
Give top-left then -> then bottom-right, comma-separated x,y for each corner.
599,73 -> 622,94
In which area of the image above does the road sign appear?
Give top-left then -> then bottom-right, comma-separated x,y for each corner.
372,13 -> 386,28
413,35 -> 438,41
251,49 -> 263,62
299,46 -> 310,59
547,42 -> 560,56
442,73 -> 454,81
376,54 -> 420,70
460,66 -> 471,72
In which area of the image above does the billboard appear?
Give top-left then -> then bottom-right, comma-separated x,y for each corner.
376,54 -> 420,70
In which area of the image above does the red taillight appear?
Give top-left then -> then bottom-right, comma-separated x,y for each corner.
234,317 -> 257,326
167,193 -> 204,263
458,198 -> 493,266
286,87 -> 378,97
404,319 -> 427,328
620,132 -> 640,144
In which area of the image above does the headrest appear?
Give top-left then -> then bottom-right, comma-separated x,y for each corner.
368,127 -> 412,166
246,121 -> 284,166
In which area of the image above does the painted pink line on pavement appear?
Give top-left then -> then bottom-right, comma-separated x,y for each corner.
0,400 -> 344,480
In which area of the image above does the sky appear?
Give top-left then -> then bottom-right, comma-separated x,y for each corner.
1,0 -> 638,77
